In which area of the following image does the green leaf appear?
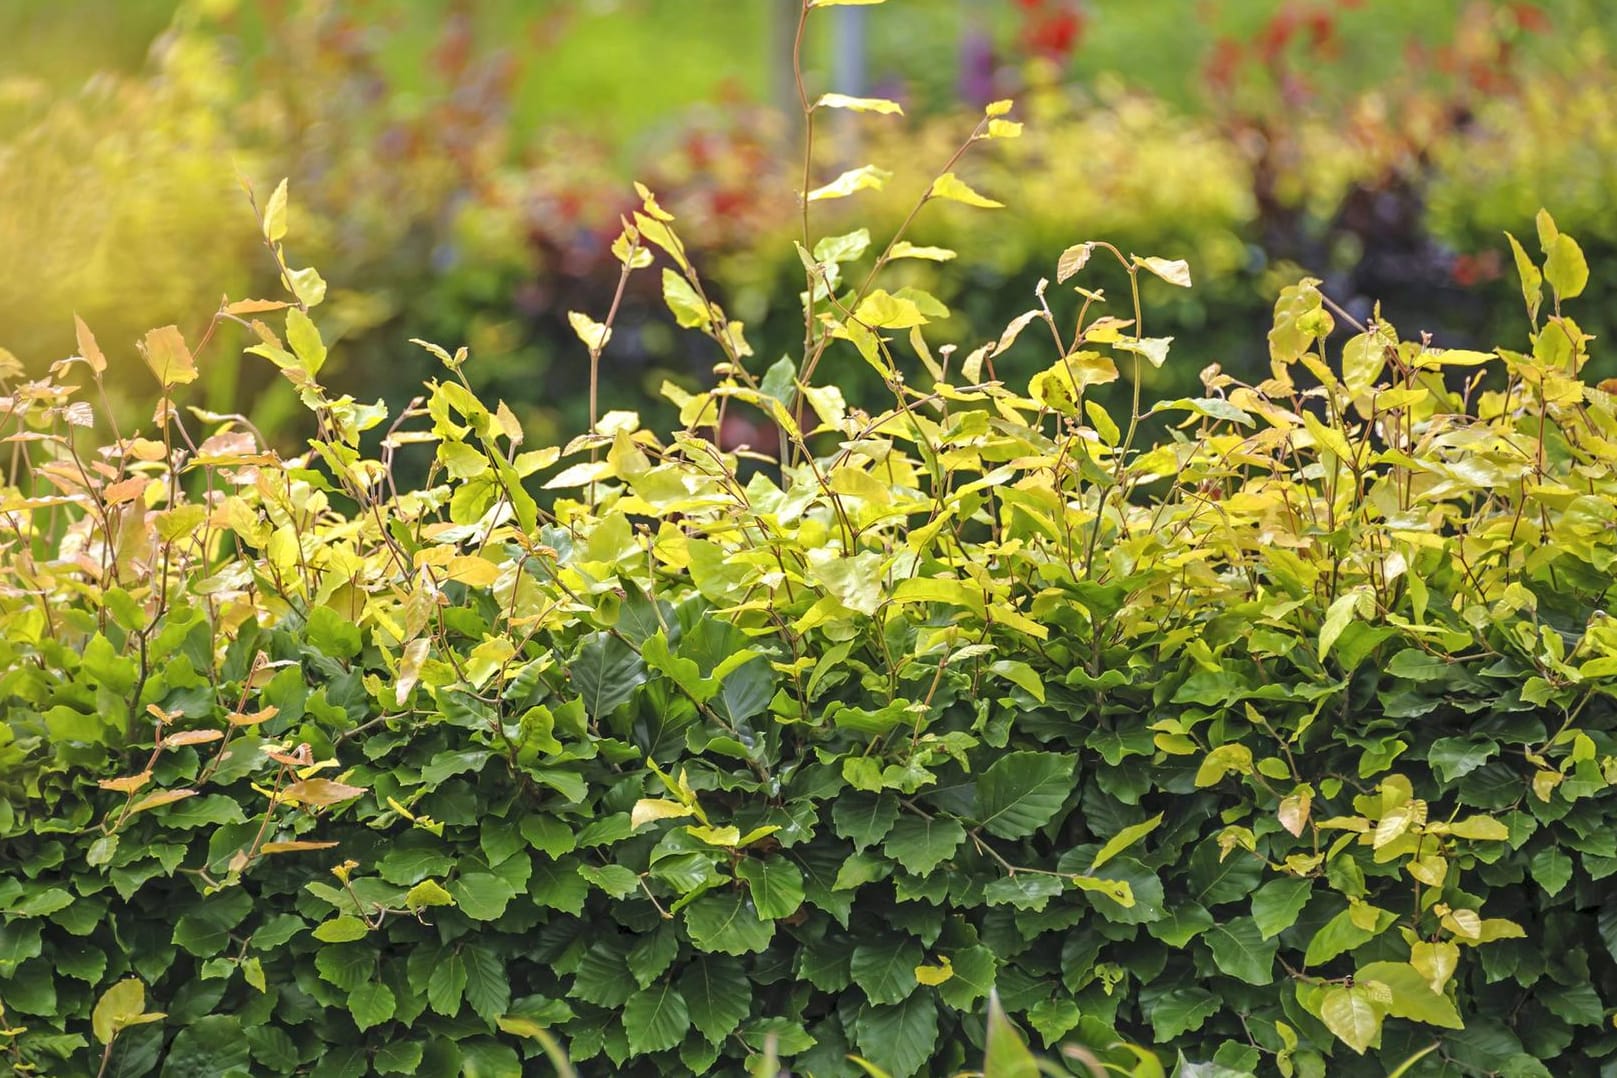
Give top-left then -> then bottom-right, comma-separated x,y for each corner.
1145,987 -> 1220,1041
937,944 -> 997,1010
1205,916 -> 1277,985
1354,961 -> 1463,1029
987,659 -> 1046,703
623,982 -> 691,1055
348,983 -> 396,1032
1303,908 -> 1382,966
853,992 -> 939,1078
1540,981 -> 1604,1026
1428,736 -> 1497,783
641,631 -> 717,705
850,937 -> 922,1005
1147,903 -> 1215,947
315,943 -> 373,992
463,945 -> 511,1024
982,990 -> 1039,1078
451,873 -> 518,921
529,859 -> 587,914
1319,985 -> 1382,1054
313,916 -> 369,943
1251,878 -> 1312,940
578,864 -> 641,899
520,816 -> 577,859
834,792 -> 900,850
1530,846 -> 1573,897
163,1015 -> 249,1077
679,955 -> 751,1043
1319,590 -> 1361,661
427,950 -> 468,1017
735,857 -> 805,920
1027,998 -> 1081,1046
373,1041 -> 426,1075
883,815 -> 966,875
572,942 -> 634,1007
284,307 -> 327,377
975,752 -> 1075,839
984,874 -> 1065,911
628,926 -> 680,989
684,891 -> 774,955
570,632 -> 647,718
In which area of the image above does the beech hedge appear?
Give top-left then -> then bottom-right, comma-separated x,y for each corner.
6,6 -> 1617,1074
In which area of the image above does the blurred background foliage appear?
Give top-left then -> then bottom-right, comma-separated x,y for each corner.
2,0 -> 1615,449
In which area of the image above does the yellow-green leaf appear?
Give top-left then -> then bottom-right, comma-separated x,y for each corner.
1090,813 -> 1163,873
1505,232 -> 1543,322
1133,255 -> 1193,288
814,93 -> 903,115
889,241 -> 956,262
284,308 -> 327,377
808,164 -> 892,202
1544,232 -> 1589,300
405,878 -> 455,910
263,178 -> 289,243
1320,985 -> 1382,1054
928,172 -> 1002,209
1057,243 -> 1094,283
92,979 -> 164,1046
632,799 -> 694,829
286,265 -> 327,308
568,311 -> 611,352
74,314 -> 107,375
141,325 -> 197,387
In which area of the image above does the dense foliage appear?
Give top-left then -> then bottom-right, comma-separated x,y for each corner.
6,4 -> 1617,1076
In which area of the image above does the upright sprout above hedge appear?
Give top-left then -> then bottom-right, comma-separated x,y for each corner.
3,0 -> 1617,1076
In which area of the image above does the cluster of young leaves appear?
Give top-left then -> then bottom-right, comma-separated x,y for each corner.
5,3 -> 1617,1076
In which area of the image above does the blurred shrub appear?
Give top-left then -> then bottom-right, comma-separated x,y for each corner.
0,12 -> 255,393
4,0 -> 1615,444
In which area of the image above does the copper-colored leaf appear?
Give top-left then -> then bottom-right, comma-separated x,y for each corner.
128,789 -> 198,815
225,298 -> 290,315
74,314 -> 107,375
1278,790 -> 1312,838
102,476 -> 151,506
98,772 -> 153,794
259,840 -> 340,855
282,778 -> 366,807
163,729 -> 225,747
140,325 -> 197,388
